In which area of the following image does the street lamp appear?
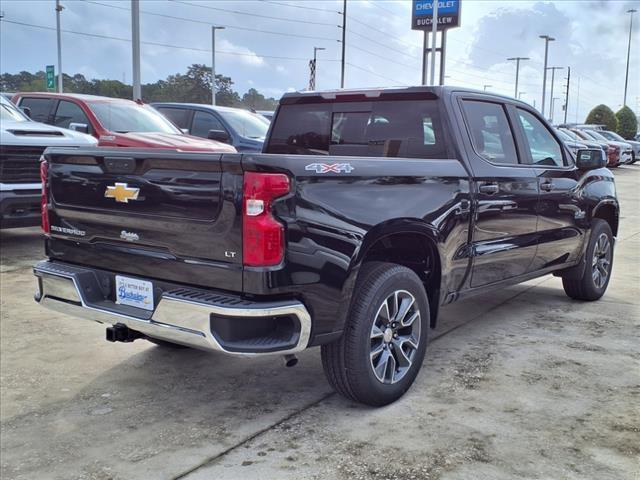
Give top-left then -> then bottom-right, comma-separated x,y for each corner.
483,84 -> 492,91
309,46 -> 326,90
623,9 -> 637,106
547,66 -> 564,121
550,97 -> 560,123
518,92 -> 526,100
507,57 -> 529,98
539,35 -> 555,116
211,26 -> 225,106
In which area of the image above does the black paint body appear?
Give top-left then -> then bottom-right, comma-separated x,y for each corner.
43,87 -> 619,347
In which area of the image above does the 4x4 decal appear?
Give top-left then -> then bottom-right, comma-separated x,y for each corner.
305,163 -> 354,174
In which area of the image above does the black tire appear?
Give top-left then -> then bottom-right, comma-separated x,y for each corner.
321,262 -> 430,406
562,219 -> 614,301
146,337 -> 188,349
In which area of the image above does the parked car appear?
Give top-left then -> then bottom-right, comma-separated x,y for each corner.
152,103 -> 270,152
11,93 -> 235,152
0,96 -> 97,229
555,128 -> 588,157
1,92 -> 16,103
256,110 -> 274,121
561,128 -> 620,167
580,129 -> 633,165
597,130 -> 639,164
34,86 -> 617,406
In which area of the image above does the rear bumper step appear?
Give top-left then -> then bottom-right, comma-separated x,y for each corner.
33,260 -> 311,355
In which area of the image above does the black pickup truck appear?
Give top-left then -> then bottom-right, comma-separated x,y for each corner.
34,87 -> 618,406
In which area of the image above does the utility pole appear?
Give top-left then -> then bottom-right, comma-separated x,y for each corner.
309,46 -> 325,90
429,0 -> 438,86
539,35 -> 555,116
340,0 -> 346,88
563,66 -> 571,124
483,84 -> 492,91
131,0 -> 141,100
547,66 -> 563,122
211,26 -> 225,105
55,0 -> 63,92
507,56 -> 530,98
623,9 -> 637,106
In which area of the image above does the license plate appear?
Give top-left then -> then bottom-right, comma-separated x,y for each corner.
115,275 -> 154,311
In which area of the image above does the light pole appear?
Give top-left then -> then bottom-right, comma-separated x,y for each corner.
623,9 -> 637,106
507,57 -> 529,98
340,0 -> 346,88
55,0 -> 63,93
547,66 -> 563,121
309,47 -> 325,90
539,35 -> 555,116
550,97 -> 560,123
131,0 -> 141,100
483,84 -> 492,91
211,26 -> 225,106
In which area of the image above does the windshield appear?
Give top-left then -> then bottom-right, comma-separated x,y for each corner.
0,98 -> 29,122
90,102 -> 181,134
219,109 -> 269,139
600,130 -> 626,142
583,130 -> 609,142
555,129 -> 573,142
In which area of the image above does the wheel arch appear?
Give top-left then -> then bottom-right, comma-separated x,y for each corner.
339,220 -> 444,329
592,200 -> 619,237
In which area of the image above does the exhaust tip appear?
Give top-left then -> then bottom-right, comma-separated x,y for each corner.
283,354 -> 298,368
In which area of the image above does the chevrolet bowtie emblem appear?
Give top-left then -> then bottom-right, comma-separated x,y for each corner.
104,183 -> 140,203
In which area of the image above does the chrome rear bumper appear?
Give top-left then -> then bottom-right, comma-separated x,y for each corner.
33,261 -> 311,356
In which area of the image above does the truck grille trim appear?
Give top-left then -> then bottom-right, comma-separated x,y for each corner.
0,146 -> 46,183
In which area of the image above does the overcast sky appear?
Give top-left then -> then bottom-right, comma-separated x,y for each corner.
1,0 -> 638,121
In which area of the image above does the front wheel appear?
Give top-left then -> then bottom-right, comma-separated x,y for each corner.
321,262 -> 429,406
562,219 -> 614,301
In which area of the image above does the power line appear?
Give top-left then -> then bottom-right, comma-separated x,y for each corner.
170,0 -> 340,28
258,0 -> 341,14
347,29 -> 416,60
346,62 -> 408,86
83,0 -> 340,43
1,19 -> 339,62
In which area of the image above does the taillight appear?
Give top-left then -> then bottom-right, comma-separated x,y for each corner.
40,158 -> 50,234
243,172 -> 290,267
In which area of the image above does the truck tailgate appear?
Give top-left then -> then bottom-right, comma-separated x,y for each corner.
45,148 -> 243,291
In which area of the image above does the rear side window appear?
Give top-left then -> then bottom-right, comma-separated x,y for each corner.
266,100 -> 447,159
19,97 -> 53,123
516,109 -> 565,167
157,107 -> 190,129
191,111 -> 226,138
53,100 -> 91,131
461,100 -> 518,164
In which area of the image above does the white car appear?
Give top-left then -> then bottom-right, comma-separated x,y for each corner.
1,96 -> 97,229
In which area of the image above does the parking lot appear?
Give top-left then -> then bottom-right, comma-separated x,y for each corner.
0,165 -> 638,480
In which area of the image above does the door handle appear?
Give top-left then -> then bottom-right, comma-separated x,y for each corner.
540,181 -> 554,192
478,182 -> 499,195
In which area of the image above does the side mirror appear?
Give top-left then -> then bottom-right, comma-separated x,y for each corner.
576,148 -> 607,170
21,106 -> 32,118
208,129 -> 230,143
69,122 -> 89,134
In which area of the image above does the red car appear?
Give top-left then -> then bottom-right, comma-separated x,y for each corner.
11,93 -> 236,152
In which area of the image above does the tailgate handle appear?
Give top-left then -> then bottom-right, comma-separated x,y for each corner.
104,157 -> 136,174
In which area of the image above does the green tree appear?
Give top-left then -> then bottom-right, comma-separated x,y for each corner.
585,104 -> 617,131
241,88 -> 278,111
615,106 -> 638,140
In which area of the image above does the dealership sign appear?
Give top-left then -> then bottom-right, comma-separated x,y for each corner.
412,0 -> 461,31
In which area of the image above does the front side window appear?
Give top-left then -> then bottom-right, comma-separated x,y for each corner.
191,111 -> 225,138
218,109 -> 269,139
19,97 -> 53,123
517,109 -> 564,167
461,100 -> 518,164
90,102 -> 180,134
53,100 -> 91,130
157,107 -> 190,130
266,100 -> 446,158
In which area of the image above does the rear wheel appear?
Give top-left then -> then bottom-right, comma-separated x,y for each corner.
562,219 -> 613,301
321,262 -> 429,406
